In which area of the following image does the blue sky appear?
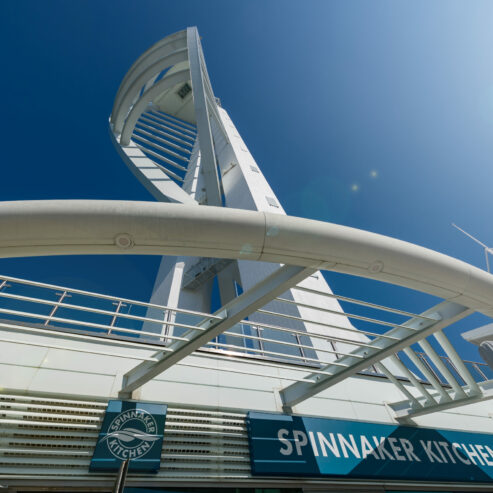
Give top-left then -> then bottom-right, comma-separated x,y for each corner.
1,0 -> 493,363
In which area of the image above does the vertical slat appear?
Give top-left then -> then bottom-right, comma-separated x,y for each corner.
433,330 -> 481,394
388,354 -> 437,405
375,361 -> 422,409
418,340 -> 468,398
403,348 -> 452,402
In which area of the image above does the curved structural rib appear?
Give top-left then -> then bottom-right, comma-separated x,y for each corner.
1,199 -> 493,318
109,27 -> 225,206
111,29 -> 188,129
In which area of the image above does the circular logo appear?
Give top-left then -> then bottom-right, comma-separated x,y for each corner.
100,408 -> 160,460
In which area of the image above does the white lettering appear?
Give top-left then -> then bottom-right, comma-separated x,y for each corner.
462,443 -> 484,466
373,436 -> 395,461
400,438 -> 420,462
360,435 -> 380,460
338,433 -> 360,458
486,446 -> 493,465
420,440 -> 443,463
452,443 -> 471,465
317,432 -> 340,458
388,437 -> 405,461
308,431 -> 319,457
278,428 -> 292,456
438,442 -> 455,464
293,430 -> 308,456
476,445 -> 493,466
434,441 -> 448,463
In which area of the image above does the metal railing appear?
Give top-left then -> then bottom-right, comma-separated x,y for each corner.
0,273 -> 489,388
414,350 -> 492,385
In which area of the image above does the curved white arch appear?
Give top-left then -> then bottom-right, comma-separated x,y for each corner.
119,68 -> 191,143
112,48 -> 188,127
111,29 -> 187,123
1,200 -> 493,318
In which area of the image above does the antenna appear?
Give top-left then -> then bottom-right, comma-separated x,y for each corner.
452,223 -> 493,273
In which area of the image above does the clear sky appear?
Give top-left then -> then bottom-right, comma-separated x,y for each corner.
1,0 -> 493,363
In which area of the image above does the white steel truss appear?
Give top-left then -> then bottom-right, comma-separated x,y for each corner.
0,267 -> 492,419
119,265 -> 315,397
279,301 -> 471,407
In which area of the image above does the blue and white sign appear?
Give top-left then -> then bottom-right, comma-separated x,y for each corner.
247,412 -> 493,482
90,400 -> 167,472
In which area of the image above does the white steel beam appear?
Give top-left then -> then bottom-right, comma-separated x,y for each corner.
110,135 -> 196,204
132,133 -> 189,164
112,47 -> 188,128
153,108 -> 197,130
433,329 -> 482,394
402,347 -> 452,403
417,339 -> 468,398
119,265 -> 316,397
120,68 -> 190,145
375,361 -> 422,409
140,114 -> 195,143
280,301 -> 472,408
387,354 -> 438,406
385,328 -> 486,419
186,26 -> 222,206
134,126 -> 192,154
111,29 -> 187,123
149,109 -> 197,136
3,200 -> 493,320
390,379 -> 493,419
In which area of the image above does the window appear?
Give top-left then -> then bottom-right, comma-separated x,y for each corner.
176,82 -> 192,99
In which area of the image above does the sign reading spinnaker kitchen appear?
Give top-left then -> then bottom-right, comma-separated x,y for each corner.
90,400 -> 167,472
246,412 -> 493,482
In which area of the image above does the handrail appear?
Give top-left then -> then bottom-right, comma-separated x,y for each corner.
0,200 -> 492,319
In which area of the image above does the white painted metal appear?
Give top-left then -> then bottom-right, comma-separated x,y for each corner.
111,29 -> 187,125
112,48 -> 189,129
133,126 -> 192,155
0,273 -> 217,319
120,68 -> 191,145
2,194 -> 488,411
418,339 -> 468,398
3,200 -> 493,317
139,114 -> 195,143
390,379 -> 493,419
120,265 -> 315,396
150,109 -> 197,137
292,284 -> 434,321
186,26 -> 221,206
110,134 -> 196,204
402,346 -> 453,402
1,269 -> 490,421
132,134 -> 189,165
280,301 -> 471,408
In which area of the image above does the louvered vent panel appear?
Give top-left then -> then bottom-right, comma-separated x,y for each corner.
159,407 -> 251,479
0,394 -> 252,480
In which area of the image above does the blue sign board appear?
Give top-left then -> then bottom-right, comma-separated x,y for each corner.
90,400 -> 167,472
247,412 -> 493,482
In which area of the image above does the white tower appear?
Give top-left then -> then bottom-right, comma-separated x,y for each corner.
110,27 -> 367,366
